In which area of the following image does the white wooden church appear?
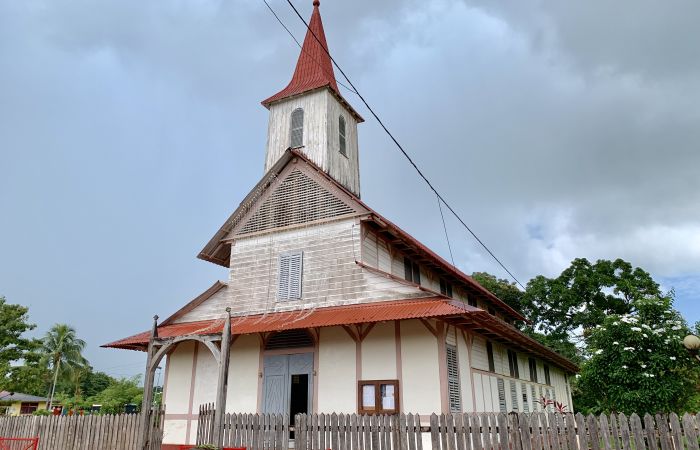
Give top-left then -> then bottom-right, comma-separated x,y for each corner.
105,2 -> 577,447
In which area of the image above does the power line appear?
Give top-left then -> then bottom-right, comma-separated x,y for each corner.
261,0 -> 357,95
436,194 -> 455,267
281,0 -> 526,290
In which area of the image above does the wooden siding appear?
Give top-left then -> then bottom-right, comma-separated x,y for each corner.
175,218 -> 428,322
265,90 -> 360,196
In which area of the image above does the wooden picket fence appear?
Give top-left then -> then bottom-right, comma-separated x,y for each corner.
197,403 -> 290,449
197,407 -> 700,450
0,408 -> 163,450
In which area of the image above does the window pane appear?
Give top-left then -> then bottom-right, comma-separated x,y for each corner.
362,384 -> 376,410
380,384 -> 395,410
290,108 -> 304,147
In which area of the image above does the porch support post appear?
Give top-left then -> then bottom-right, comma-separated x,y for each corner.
213,308 -> 232,447
139,315 -> 159,450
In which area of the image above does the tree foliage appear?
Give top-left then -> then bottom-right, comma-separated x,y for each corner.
0,296 -> 36,388
90,376 -> 143,414
42,324 -> 88,406
576,296 -> 698,414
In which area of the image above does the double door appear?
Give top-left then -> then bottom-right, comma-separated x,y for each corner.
262,353 -> 313,417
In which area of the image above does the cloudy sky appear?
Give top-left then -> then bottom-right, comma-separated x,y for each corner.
1,0 -> 699,379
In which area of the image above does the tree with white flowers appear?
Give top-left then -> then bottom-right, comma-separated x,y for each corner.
576,295 -> 700,414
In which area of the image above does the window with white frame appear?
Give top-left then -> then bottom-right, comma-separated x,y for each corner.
290,108 -> 304,148
446,344 -> 461,413
278,251 -> 303,300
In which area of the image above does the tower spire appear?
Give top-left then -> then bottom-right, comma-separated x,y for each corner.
261,0 -> 339,106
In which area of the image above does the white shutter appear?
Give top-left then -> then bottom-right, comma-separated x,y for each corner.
521,383 -> 529,412
510,380 -> 518,411
531,385 -> 538,411
278,251 -> 303,300
497,378 -> 507,412
446,344 -> 461,413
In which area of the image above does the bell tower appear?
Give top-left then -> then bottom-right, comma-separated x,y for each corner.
261,0 -> 364,197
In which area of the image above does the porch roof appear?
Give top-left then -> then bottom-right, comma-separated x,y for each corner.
102,297 -> 578,372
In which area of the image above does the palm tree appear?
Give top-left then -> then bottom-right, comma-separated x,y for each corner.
42,324 -> 87,409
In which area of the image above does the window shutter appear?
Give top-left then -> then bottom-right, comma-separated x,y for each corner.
446,344 -> 461,413
521,383 -> 529,412
510,380 -> 518,411
339,116 -> 347,156
531,385 -> 538,411
278,251 -> 303,300
290,108 -> 304,148
497,378 -> 507,412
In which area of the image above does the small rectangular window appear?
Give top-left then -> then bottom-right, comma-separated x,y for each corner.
488,306 -> 496,315
522,383 -> 529,413
278,251 -> 303,300
528,358 -> 538,382
339,116 -> 347,156
358,380 -> 399,414
467,297 -> 478,307
486,341 -> 495,372
403,257 -> 421,285
20,402 -> 39,415
439,279 -> 453,297
446,344 -> 461,413
507,349 -> 519,378
544,365 -> 551,385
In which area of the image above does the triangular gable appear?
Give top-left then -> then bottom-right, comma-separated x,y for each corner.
198,150 -> 369,267
228,161 -> 366,238
160,281 -> 228,326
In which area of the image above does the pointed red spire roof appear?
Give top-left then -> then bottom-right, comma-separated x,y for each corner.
262,1 -> 362,121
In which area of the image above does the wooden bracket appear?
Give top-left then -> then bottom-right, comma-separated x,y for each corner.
419,318 -> 438,338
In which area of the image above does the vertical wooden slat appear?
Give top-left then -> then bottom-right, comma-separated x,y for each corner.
498,413 -> 509,450
618,414 -> 631,450
643,414 -> 658,450
430,414 -> 440,450
669,413 -> 683,450
629,414 -> 645,450
564,413 -> 577,450
588,414 -> 601,450
599,414 -> 612,450
683,414 -> 700,450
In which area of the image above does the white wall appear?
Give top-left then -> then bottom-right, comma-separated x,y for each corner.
164,341 -> 195,415
318,327 -> 356,412
400,320 -> 441,414
227,334 -> 260,413
362,322 -> 397,380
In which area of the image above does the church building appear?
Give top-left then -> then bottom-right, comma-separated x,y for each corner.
104,2 -> 577,447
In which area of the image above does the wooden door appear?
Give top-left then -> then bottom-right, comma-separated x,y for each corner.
262,353 -> 313,415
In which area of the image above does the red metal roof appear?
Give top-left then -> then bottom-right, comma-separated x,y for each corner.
102,296 -> 577,372
103,297 -> 467,350
262,1 -> 338,106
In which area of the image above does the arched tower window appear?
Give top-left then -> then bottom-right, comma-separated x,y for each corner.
338,115 -> 347,156
290,108 -> 304,148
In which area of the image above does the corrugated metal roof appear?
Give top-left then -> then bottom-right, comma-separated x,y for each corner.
0,391 -> 48,402
103,297 -> 468,350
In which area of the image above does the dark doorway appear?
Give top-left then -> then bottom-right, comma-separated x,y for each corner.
289,373 -> 309,417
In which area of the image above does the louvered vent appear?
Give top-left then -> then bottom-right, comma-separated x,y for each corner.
237,169 -> 355,235
278,251 -> 303,300
265,329 -> 314,350
510,380 -> 519,411
446,344 -> 461,413
497,378 -> 507,412
531,385 -> 537,411
521,383 -> 529,412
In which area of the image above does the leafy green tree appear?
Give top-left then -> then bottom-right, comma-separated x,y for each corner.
90,376 -> 143,414
523,258 -> 661,340
3,342 -> 51,396
471,272 -> 525,313
575,295 -> 699,414
0,296 -> 36,388
81,371 -> 115,398
41,324 -> 88,409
